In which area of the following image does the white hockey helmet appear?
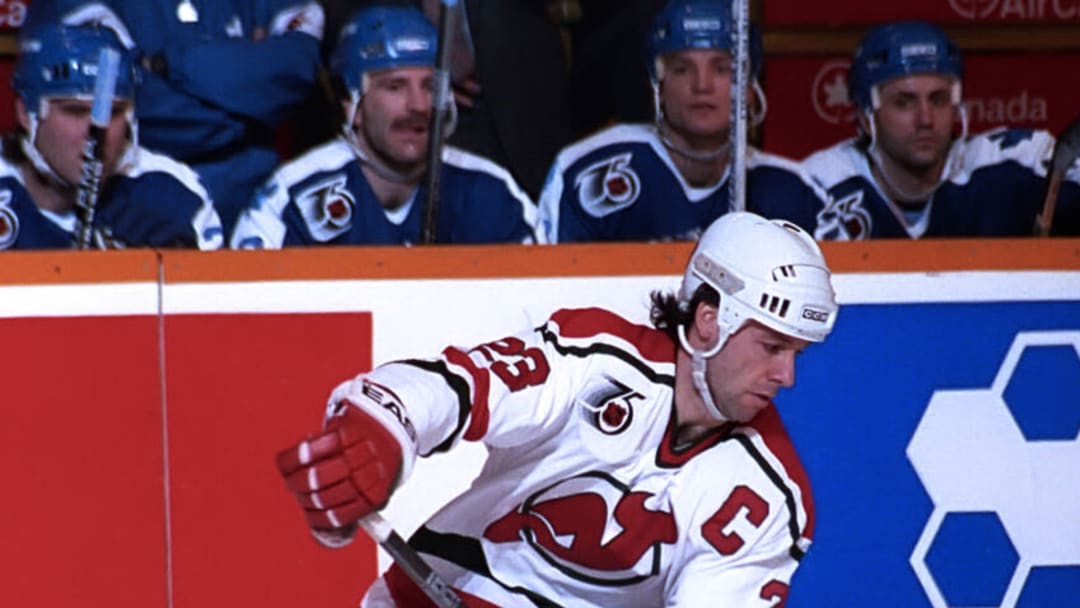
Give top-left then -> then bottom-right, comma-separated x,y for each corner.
681,212 -> 837,345
678,212 -> 837,421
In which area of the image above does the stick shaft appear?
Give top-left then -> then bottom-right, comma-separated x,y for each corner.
359,513 -> 464,608
75,47 -> 121,250
728,0 -> 750,213
1035,172 -> 1063,237
420,0 -> 458,245
1035,113 -> 1080,237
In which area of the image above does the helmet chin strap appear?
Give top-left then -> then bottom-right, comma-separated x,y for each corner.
866,84 -> 968,203
652,82 -> 729,162
677,320 -> 736,423
653,78 -> 767,163
22,110 -> 71,188
22,101 -> 140,190
342,87 -> 459,185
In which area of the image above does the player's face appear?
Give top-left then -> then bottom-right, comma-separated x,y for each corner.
354,66 -> 434,173
19,96 -> 131,184
706,321 -> 808,423
658,49 -> 734,145
870,74 -> 958,175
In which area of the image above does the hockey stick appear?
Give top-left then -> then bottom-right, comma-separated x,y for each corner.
1034,114 -> 1080,237
359,512 -> 465,608
74,46 -> 122,249
419,0 -> 459,245
728,0 -> 750,213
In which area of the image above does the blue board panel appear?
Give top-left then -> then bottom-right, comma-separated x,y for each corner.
781,301 -> 1080,607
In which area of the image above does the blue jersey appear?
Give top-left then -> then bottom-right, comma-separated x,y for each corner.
0,146 -> 224,250
803,128 -> 1080,239
537,124 -> 828,243
229,140 -> 538,247
26,0 -> 325,228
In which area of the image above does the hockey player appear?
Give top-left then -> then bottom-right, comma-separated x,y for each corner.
229,5 -> 538,248
0,23 -> 222,250
22,0 -> 326,235
536,0 -> 829,243
277,211 -> 838,606
804,21 -> 1080,238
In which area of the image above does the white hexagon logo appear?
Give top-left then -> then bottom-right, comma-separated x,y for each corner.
907,331 -> 1080,607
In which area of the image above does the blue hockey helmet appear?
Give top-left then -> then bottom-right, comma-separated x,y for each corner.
848,21 -> 963,110
12,23 -> 138,112
647,0 -> 762,83
331,5 -> 437,94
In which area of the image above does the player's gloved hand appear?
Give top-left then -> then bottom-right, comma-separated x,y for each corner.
276,401 -> 403,530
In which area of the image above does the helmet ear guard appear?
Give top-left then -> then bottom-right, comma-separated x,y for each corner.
331,5 -> 456,183
646,0 -> 765,160
676,212 -> 838,422
647,0 -> 763,85
12,23 -> 140,184
848,21 -> 963,113
849,22 -> 968,204
332,6 -> 438,99
12,23 -> 139,110
680,213 -> 838,345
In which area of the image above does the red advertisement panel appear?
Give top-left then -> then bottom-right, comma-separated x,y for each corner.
762,52 -> 1080,159
764,0 -> 1080,25
0,316 -> 166,607
164,312 -> 377,608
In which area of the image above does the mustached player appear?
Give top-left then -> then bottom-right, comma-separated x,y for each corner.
536,0 -> 830,243
276,211 -> 838,606
804,21 -> 1080,238
230,5 -> 537,248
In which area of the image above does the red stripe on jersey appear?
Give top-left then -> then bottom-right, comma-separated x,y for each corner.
385,564 -> 500,608
550,307 -> 673,363
444,346 -> 491,441
746,406 -> 816,540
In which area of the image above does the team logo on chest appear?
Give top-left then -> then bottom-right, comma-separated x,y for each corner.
0,191 -> 18,249
484,472 -> 677,585
581,378 -> 642,435
574,152 -> 641,218
814,189 -> 872,240
295,175 -> 356,242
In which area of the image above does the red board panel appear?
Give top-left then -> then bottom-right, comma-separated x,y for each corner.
164,312 -> 378,608
764,0 -> 1080,25
762,52 -> 1080,159
0,316 -> 166,607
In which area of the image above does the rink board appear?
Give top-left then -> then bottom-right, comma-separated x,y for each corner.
0,240 -> 1077,607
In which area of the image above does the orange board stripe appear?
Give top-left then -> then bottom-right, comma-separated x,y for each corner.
0,240 -> 1076,286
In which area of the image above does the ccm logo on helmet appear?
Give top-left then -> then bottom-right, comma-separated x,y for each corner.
801,307 -> 830,323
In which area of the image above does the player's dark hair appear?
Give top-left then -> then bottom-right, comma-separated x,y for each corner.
649,284 -> 719,341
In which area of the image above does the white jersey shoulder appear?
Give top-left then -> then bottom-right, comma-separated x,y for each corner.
552,123 -> 659,170
230,140 -> 354,249
126,146 -> 212,202
441,144 -> 536,208
748,146 -> 802,172
950,127 -> 1054,184
801,138 -> 868,190
273,139 -> 356,193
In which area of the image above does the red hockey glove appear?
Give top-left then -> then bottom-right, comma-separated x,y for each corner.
276,401 -> 403,530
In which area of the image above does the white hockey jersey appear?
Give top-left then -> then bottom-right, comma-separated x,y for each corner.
331,307 -> 814,607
